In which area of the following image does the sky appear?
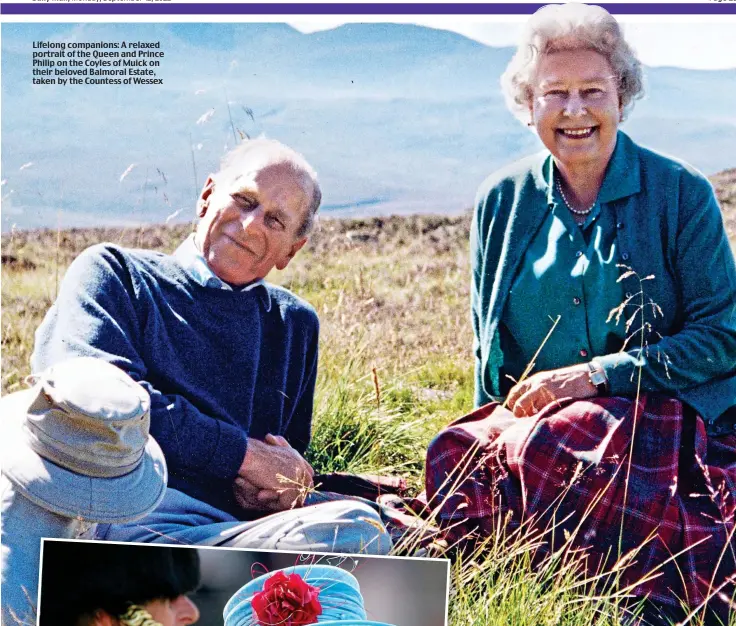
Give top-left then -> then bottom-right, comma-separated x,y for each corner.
287,16 -> 736,70
2,1 -> 733,69
2,0 -> 733,69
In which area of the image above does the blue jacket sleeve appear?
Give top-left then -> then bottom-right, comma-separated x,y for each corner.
598,174 -> 736,400
31,245 -> 247,483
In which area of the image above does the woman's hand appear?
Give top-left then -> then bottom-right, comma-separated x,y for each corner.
506,364 -> 598,417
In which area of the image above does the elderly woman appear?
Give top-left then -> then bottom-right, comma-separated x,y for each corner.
39,542 -> 200,626
426,3 -> 736,622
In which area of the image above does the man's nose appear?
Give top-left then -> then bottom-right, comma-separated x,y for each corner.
242,206 -> 265,231
563,91 -> 587,117
172,595 -> 200,625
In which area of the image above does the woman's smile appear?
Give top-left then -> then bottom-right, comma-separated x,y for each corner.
557,126 -> 598,139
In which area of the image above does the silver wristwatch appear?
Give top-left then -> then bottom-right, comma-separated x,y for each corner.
587,360 -> 609,395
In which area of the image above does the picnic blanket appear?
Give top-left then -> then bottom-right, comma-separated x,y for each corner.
425,394 -> 736,618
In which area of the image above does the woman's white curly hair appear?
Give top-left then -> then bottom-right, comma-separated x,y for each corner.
501,3 -> 644,126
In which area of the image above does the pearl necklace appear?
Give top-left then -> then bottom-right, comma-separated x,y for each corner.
556,179 -> 596,216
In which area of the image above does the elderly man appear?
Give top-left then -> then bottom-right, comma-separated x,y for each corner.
31,138 -> 391,553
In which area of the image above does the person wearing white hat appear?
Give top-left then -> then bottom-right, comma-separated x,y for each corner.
224,565 -> 397,626
1,357 -> 167,625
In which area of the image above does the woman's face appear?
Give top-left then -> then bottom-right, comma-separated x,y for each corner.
528,48 -> 622,172
143,596 -> 200,626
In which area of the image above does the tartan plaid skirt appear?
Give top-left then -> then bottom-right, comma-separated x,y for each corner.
425,394 -> 736,616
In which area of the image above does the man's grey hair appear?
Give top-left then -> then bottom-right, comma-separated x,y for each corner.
501,3 -> 644,126
216,137 -> 322,238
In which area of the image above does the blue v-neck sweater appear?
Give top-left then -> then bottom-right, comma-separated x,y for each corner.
31,243 -> 319,518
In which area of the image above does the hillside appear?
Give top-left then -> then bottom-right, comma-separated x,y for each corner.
2,168 -> 734,396
3,22 -> 736,231
1,172 -> 734,626
713,168 -> 736,244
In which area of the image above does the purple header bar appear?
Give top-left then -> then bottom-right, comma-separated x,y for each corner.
1,3 -> 735,16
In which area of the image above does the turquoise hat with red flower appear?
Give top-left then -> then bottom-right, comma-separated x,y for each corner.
223,565 -> 397,626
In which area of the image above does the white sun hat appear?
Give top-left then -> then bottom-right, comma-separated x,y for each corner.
0,357 -> 167,523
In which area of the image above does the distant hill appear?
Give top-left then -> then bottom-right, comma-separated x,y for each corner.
712,168 -> 736,247
713,168 -> 736,205
2,22 -> 735,231
3,168 -> 733,260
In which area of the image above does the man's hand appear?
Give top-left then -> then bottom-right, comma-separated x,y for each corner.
233,476 -> 278,510
506,364 -> 598,417
234,434 -> 314,512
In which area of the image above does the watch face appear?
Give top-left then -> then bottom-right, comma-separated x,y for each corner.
588,365 -> 608,394
590,370 -> 606,386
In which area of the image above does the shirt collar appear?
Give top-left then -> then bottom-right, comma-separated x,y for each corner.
174,234 -> 272,312
537,130 -> 641,205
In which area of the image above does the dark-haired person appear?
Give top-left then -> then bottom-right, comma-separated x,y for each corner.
31,138 -> 391,554
426,3 -> 736,622
39,542 -> 200,626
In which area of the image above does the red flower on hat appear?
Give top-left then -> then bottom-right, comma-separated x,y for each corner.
251,571 -> 322,626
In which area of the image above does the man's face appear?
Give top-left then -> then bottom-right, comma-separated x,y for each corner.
195,159 -> 312,286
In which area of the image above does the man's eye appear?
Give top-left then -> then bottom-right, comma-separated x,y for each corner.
233,194 -> 256,209
583,88 -> 604,97
267,215 -> 284,229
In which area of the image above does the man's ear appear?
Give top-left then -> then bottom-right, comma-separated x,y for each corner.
276,237 -> 308,271
197,176 -> 216,217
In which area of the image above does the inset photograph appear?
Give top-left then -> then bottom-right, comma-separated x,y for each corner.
38,539 -> 449,626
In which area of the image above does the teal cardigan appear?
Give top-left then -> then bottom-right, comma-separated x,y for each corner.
471,131 -> 736,435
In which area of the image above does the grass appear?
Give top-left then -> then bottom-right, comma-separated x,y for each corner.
449,531 -> 641,626
2,169 -> 735,625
